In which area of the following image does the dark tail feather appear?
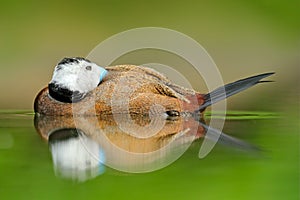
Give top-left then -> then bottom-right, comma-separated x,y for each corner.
196,72 -> 275,112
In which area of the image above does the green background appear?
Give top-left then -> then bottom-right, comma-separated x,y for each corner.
0,0 -> 298,200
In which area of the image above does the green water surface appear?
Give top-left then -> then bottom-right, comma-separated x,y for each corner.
0,109 -> 298,200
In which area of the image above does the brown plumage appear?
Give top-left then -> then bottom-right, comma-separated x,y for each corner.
34,65 -> 205,116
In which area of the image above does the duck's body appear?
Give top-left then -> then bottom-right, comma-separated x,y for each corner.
34,64 -> 204,116
34,57 -> 273,116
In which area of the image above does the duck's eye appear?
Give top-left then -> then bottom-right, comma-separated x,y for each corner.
85,66 -> 92,71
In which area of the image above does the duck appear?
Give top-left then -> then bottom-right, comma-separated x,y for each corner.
34,57 -> 274,116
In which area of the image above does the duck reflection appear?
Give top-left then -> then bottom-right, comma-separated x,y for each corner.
35,114 -> 205,181
34,114 -> 257,182
48,128 -> 105,182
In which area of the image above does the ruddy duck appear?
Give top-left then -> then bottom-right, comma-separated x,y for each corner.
34,57 -> 274,116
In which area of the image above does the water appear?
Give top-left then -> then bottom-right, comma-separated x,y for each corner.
0,110 -> 298,200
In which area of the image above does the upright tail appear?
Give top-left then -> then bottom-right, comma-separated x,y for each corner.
196,72 -> 275,112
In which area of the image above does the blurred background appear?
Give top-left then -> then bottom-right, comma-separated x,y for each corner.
0,0 -> 298,110
0,1 -> 299,199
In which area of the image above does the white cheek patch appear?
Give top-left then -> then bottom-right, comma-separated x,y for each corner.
50,69 -> 81,91
49,61 -> 108,94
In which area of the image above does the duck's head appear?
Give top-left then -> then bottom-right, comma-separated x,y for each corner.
48,57 -> 107,103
